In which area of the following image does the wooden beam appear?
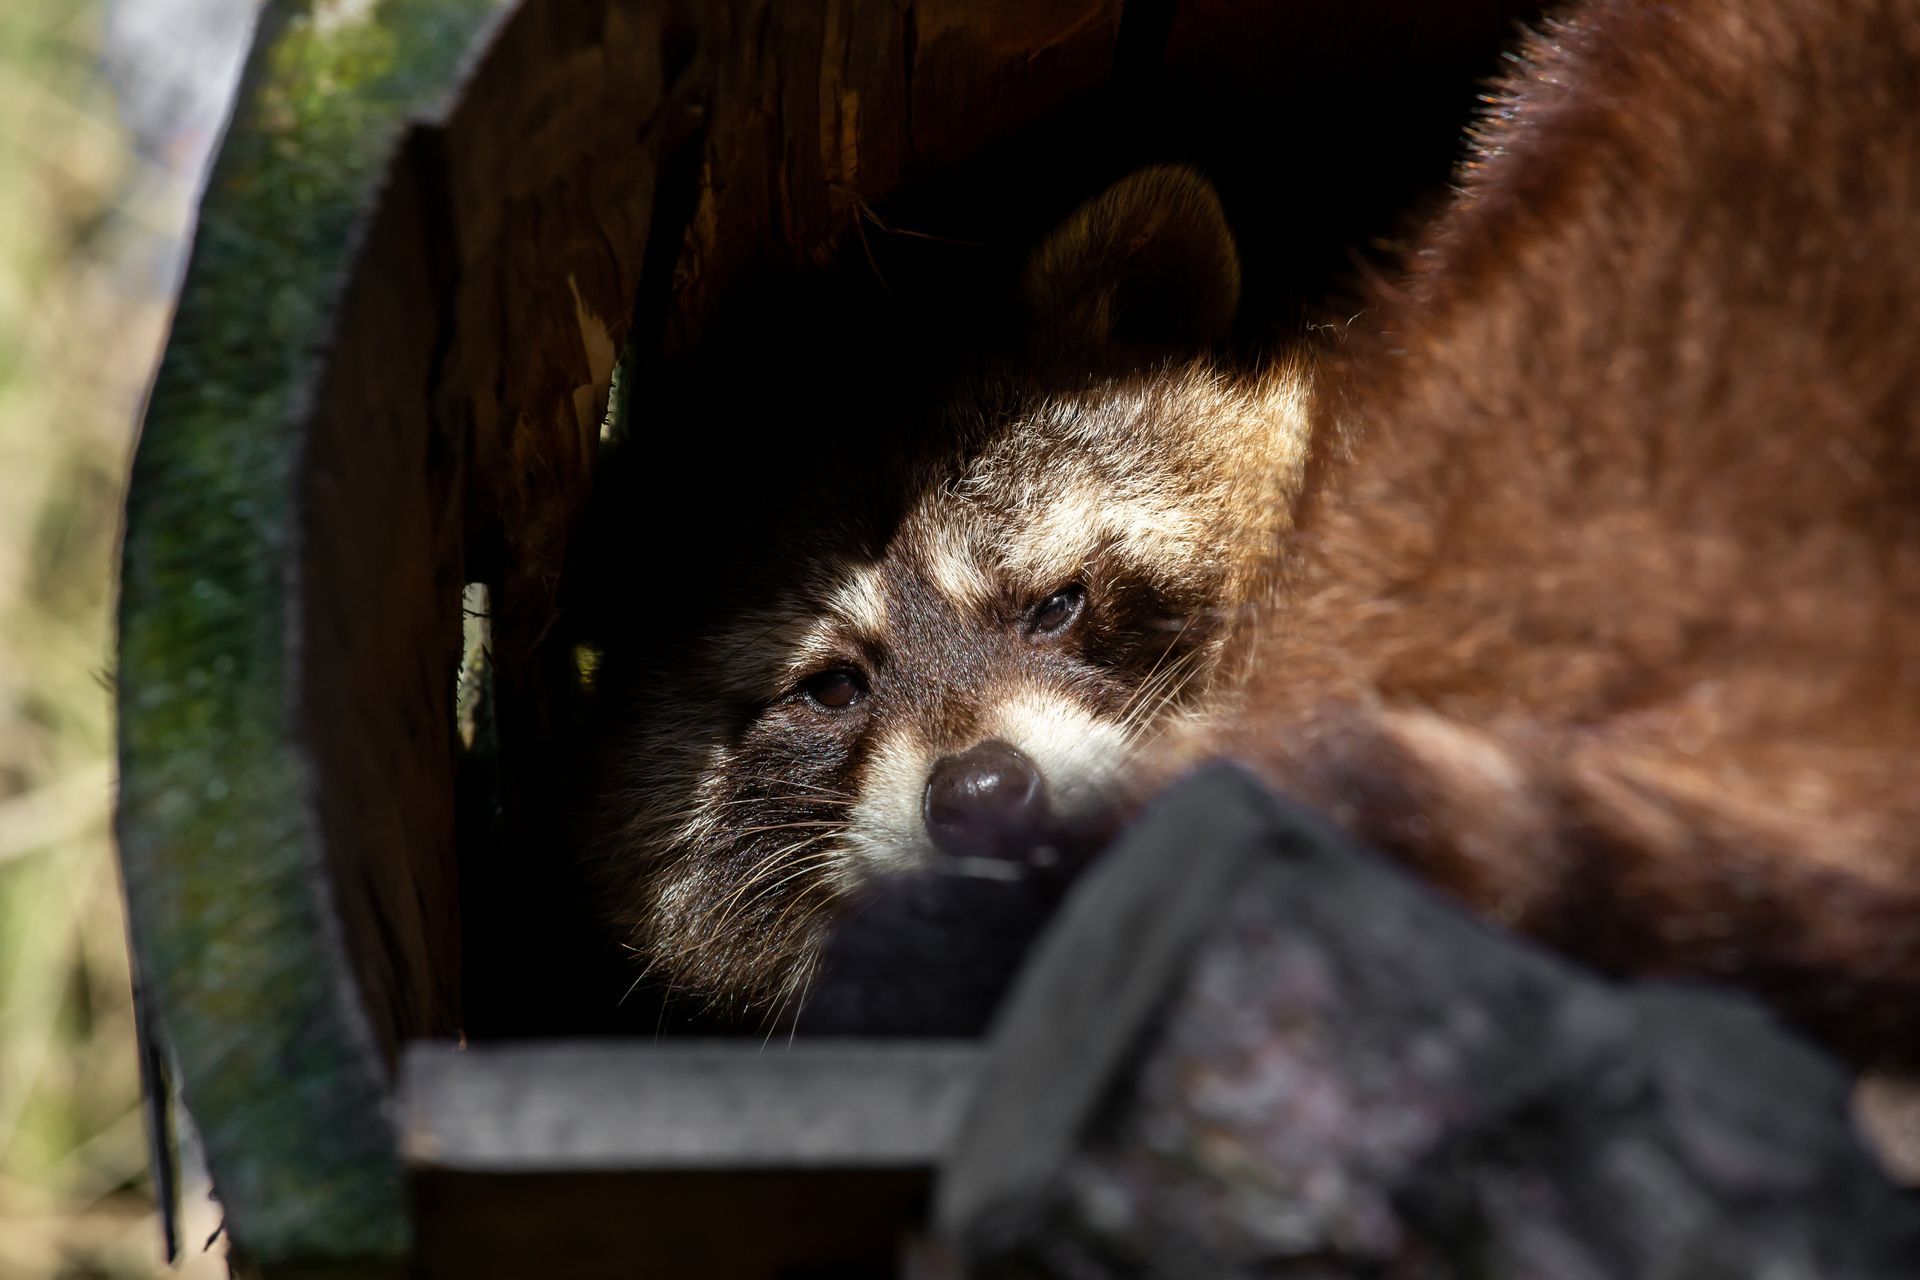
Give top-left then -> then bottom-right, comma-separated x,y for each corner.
400,1040 -> 980,1172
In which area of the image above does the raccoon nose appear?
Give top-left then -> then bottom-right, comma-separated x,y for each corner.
923,739 -> 1049,861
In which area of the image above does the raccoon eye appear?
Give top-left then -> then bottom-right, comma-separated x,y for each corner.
1030,585 -> 1086,637
800,667 -> 866,710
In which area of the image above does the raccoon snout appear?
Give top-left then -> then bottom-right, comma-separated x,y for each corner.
923,739 -> 1049,861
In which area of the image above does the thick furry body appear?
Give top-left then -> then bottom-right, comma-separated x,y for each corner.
585,0 -> 1920,1053
1209,0 -> 1920,1065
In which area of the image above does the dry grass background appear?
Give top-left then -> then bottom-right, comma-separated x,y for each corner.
0,1 -> 245,1274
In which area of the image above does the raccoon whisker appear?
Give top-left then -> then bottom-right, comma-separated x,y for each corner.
705,839 -> 835,928
731,774 -> 858,796
722,888 -> 835,1036
1133,647 -> 1206,720
759,895 -> 838,1002
705,845 -> 843,941
748,971 -> 789,1040
853,192 -> 991,248
1119,662 -> 1208,749
723,852 -> 846,923
1118,619 -> 1204,730
849,194 -> 903,304
653,980 -> 681,1040
727,778 -> 860,802
731,791 -> 855,809
729,870 -> 841,961
727,847 -> 841,916
683,862 -> 821,963
1123,647 -> 1186,713
1126,698 -> 1198,754
784,961 -> 818,1048
694,794 -> 855,818
1115,675 -> 1169,739
757,917 -> 828,1045
655,796 -> 848,840
617,958 -> 658,1008
1123,663 -> 1210,748
725,791 -> 856,807
729,820 -> 850,837
1118,642 -> 1206,737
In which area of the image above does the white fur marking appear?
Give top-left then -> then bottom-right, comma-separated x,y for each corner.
825,563 -> 889,637
843,726 -> 933,876
1008,488 -> 1206,590
919,533 -> 996,613
986,687 -> 1132,817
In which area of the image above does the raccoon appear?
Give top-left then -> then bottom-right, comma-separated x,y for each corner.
578,167 -> 1312,1018
587,0 -> 1920,1062
1184,0 -> 1920,1068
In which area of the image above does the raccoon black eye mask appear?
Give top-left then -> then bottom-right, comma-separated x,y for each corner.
791,584 -> 1083,716
577,165 -> 1313,1017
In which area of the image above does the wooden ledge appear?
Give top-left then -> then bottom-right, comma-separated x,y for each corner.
398,1039 -> 981,1173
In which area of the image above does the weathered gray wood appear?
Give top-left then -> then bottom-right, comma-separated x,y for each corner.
400,1040 -> 980,1171
941,766 -> 1920,1278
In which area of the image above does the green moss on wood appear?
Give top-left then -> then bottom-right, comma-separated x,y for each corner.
116,0 -> 502,1263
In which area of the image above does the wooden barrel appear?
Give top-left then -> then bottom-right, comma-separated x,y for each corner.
113,1 -> 1541,1272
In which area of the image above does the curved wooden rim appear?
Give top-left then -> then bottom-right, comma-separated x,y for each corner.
117,0 -> 510,1261
116,0 -> 1129,1262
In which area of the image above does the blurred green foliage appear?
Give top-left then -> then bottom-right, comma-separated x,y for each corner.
0,0 -> 230,1274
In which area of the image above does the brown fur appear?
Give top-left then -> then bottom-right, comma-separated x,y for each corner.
1199,0 -> 1920,1066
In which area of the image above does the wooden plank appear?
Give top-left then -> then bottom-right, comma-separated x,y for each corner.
115,0 -> 510,1266
940,767 -> 1920,1276
400,1040 -> 981,1171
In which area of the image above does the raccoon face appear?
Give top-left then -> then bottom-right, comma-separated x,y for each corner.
581,167 -> 1311,1013
745,370 -> 1302,884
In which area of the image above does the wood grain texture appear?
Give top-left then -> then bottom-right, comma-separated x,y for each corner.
121,0 -> 1123,1264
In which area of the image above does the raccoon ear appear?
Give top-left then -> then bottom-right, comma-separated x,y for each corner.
1022,164 -> 1241,361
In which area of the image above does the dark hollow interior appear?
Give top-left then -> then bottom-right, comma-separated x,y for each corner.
453,2 -> 1549,1044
